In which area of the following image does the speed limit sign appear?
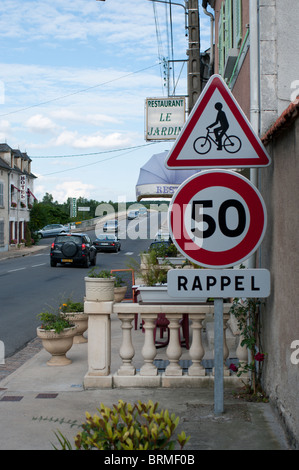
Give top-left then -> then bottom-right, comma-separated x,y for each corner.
168,170 -> 267,268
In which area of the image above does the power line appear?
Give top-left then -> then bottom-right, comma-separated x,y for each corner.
0,63 -> 161,118
41,143 -> 161,176
32,143 -> 157,159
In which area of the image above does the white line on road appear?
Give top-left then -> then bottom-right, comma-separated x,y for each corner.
32,263 -> 47,267
7,267 -> 26,273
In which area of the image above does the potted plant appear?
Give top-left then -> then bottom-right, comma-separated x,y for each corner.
130,250 -> 207,304
85,268 -> 115,302
154,243 -> 186,266
114,275 -> 127,302
36,312 -> 77,366
60,300 -> 87,344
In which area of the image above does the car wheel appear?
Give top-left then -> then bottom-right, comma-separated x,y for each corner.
50,259 -> 57,267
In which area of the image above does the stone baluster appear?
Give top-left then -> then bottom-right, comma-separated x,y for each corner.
140,314 -> 158,376
165,314 -> 183,376
188,315 -> 206,376
117,314 -> 135,376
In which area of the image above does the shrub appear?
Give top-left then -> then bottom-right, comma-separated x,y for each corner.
53,400 -> 190,450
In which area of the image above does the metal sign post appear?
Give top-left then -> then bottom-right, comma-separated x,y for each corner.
214,298 -> 224,415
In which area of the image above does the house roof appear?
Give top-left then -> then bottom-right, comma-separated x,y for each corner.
0,156 -> 11,170
0,143 -> 13,153
262,96 -> 299,145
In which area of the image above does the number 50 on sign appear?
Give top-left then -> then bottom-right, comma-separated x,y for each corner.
168,170 -> 267,268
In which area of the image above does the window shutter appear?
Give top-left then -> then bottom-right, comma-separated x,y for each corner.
225,0 -> 233,52
218,3 -> 225,75
233,0 -> 242,48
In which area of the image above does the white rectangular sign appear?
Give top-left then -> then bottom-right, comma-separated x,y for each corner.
145,97 -> 185,141
167,269 -> 271,298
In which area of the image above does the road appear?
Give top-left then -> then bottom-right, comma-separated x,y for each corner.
0,212 -> 167,358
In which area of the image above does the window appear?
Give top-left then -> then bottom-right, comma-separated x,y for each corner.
0,220 -> 4,246
0,182 -> 3,206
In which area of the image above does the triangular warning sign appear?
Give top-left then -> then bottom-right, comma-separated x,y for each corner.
165,74 -> 271,169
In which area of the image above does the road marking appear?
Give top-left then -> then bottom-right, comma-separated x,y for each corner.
125,252 -> 134,256
32,263 -> 47,268
7,267 -> 26,273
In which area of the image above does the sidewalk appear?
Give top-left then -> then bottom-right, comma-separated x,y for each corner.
0,313 -> 291,451
0,243 -> 49,261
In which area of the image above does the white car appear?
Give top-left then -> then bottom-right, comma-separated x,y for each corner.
127,210 -> 139,220
138,207 -> 148,216
154,230 -> 170,241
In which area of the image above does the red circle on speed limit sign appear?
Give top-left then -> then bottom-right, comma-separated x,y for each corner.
168,170 -> 267,268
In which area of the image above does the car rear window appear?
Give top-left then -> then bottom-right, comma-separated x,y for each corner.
55,235 -> 82,244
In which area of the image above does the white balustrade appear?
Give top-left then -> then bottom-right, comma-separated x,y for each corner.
83,300 -> 246,389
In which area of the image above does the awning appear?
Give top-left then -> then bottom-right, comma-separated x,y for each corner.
135,151 -> 200,201
27,189 -> 37,200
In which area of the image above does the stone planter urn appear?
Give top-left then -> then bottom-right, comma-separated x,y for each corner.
64,312 -> 88,343
37,326 -> 77,366
85,276 -> 115,302
114,286 -> 127,302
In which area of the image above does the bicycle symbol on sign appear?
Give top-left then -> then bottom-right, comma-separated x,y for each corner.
193,102 -> 242,155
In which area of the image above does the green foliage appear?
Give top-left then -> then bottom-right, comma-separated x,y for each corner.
59,300 -> 84,313
87,268 -> 114,278
150,243 -> 178,258
229,296 -> 266,396
114,275 -> 126,287
37,312 -> 74,334
53,400 -> 190,450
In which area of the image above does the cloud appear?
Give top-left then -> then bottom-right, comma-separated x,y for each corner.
25,114 -> 58,134
52,130 -> 131,150
51,180 -> 95,204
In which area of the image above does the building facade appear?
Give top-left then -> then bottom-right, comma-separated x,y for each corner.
0,144 -> 36,252
207,0 -> 299,448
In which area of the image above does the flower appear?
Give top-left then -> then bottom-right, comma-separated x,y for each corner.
254,352 -> 265,362
229,363 -> 238,372
59,300 -> 83,313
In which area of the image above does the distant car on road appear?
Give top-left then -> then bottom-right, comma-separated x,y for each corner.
138,207 -> 148,216
154,230 -> 171,241
50,233 -> 97,267
92,234 -> 121,252
37,224 -> 70,238
127,210 -> 139,220
103,219 -> 119,232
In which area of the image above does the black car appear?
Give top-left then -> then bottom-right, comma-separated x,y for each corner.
50,233 -> 97,267
92,234 -> 121,252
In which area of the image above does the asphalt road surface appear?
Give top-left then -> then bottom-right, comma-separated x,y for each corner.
0,212 -> 165,357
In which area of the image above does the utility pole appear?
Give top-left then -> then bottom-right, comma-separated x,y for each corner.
187,0 -> 201,113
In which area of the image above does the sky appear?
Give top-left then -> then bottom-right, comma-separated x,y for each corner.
0,0 -> 213,204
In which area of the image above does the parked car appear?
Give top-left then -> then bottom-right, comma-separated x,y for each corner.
92,234 -> 121,252
37,224 -> 70,238
50,233 -> 97,267
127,210 -> 139,220
103,219 -> 119,232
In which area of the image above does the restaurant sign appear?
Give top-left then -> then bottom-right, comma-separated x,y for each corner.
145,97 -> 186,141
